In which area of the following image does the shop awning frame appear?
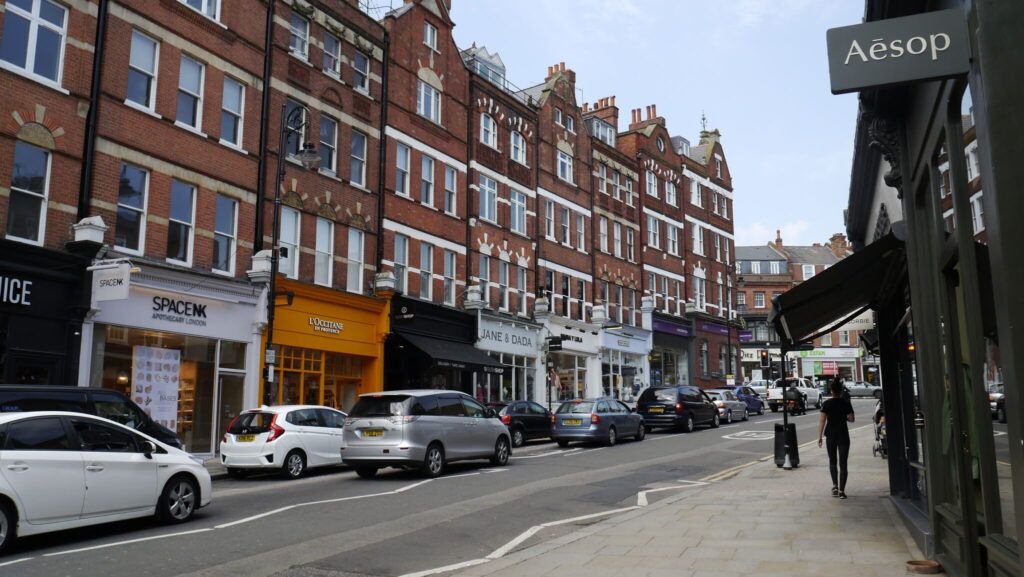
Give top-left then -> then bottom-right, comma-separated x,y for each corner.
392,331 -> 506,375
769,224 -> 907,350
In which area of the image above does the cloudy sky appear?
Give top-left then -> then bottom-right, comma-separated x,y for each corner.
444,0 -> 864,247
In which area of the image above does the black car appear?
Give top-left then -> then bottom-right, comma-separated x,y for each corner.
498,400 -> 552,447
0,385 -> 183,448
636,386 -> 720,432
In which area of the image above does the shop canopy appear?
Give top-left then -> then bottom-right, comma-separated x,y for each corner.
392,331 -> 506,375
769,224 -> 906,350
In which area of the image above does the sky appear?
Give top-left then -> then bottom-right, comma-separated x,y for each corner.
442,0 -> 864,248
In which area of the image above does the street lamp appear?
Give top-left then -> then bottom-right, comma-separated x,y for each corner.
263,103 -> 318,405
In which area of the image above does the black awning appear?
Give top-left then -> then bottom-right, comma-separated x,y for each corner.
394,331 -> 506,374
770,225 -> 907,349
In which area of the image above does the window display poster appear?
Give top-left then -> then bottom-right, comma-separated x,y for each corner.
132,346 -> 180,430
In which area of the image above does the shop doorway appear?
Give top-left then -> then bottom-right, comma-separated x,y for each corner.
216,373 -> 244,453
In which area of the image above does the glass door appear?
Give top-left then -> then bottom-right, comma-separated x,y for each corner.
216,373 -> 245,453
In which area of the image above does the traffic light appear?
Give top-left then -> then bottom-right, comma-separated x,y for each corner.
759,349 -> 770,368
789,357 -> 798,376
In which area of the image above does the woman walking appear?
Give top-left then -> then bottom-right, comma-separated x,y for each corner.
818,377 -> 855,499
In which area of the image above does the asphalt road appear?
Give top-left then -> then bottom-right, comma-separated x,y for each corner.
0,399 -> 878,577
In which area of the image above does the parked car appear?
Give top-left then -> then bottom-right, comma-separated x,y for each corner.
706,389 -> 749,423
636,386 -> 719,432
0,385 -> 182,449
497,401 -> 552,447
220,405 -> 347,479
767,378 -> 820,412
0,411 -> 211,553
846,381 -> 883,399
746,379 -> 770,400
989,385 -> 1006,423
730,385 -> 765,415
550,398 -> 644,447
341,390 -> 510,479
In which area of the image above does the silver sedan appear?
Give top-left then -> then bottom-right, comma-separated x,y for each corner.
706,389 -> 749,423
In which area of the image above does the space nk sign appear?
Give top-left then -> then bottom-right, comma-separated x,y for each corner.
826,9 -> 970,94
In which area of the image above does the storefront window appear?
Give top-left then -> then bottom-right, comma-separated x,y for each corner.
265,346 -> 362,412
90,324 -> 245,454
650,347 -> 688,387
552,353 -> 586,401
476,353 -> 535,404
602,350 -> 642,400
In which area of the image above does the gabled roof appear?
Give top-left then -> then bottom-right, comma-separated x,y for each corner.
736,245 -> 788,261
516,82 -> 546,106
781,245 -> 840,266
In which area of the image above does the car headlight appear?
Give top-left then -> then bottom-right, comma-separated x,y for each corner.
188,454 -> 206,466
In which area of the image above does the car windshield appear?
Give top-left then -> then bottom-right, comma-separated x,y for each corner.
228,412 -> 274,434
639,388 -> 678,402
771,379 -> 802,388
349,395 -> 410,417
707,392 -> 723,400
557,402 -> 595,414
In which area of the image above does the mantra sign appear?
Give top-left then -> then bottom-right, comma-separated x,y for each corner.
827,9 -> 969,94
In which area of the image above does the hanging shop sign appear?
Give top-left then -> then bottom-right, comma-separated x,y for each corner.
92,263 -> 132,302
827,8 -> 970,94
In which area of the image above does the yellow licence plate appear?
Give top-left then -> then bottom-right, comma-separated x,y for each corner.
236,434 -> 256,442
362,429 -> 385,437
648,407 -> 665,413
563,419 -> 583,426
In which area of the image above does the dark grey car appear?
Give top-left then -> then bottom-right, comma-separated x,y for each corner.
550,398 -> 645,447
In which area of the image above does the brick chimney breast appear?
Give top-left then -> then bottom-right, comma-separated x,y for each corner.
775,229 -> 783,248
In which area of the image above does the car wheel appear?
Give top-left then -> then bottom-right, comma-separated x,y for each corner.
873,390 -> 883,400
743,409 -> 749,421
682,415 -> 695,433
606,426 -> 618,446
511,427 -> 525,448
635,423 -> 646,441
423,443 -> 445,478
282,450 -> 306,479
490,436 -> 511,466
710,413 -> 720,428
644,425 -> 653,434
725,410 -> 733,424
998,407 -> 1007,424
758,402 -> 765,415
771,405 -> 779,413
0,500 -> 16,554
355,467 -> 378,479
158,475 -> 198,523
226,467 -> 248,479
556,439 -> 571,448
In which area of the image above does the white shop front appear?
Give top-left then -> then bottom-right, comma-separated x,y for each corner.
542,316 -> 602,405
600,326 -> 651,402
474,313 -> 542,403
79,265 -> 262,455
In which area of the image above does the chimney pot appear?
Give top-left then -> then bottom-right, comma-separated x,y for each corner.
611,96 -> 616,106
559,61 -> 565,71
652,104 -> 657,118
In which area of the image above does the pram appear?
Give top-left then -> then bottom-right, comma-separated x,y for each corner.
872,399 -> 888,458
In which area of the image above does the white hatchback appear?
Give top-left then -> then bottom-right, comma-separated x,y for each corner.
0,411 -> 212,554
219,405 -> 347,479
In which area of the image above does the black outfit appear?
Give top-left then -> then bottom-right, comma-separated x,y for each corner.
821,397 -> 855,491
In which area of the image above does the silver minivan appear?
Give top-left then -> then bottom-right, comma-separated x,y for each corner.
341,390 -> 511,478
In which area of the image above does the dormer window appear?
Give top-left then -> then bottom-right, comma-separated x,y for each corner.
423,22 -> 438,51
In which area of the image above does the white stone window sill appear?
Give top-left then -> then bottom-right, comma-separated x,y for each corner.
124,99 -> 162,119
0,61 -> 69,94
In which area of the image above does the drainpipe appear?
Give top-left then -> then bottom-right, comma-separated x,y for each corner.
464,83 -> 474,297
77,0 -> 109,220
375,31 -> 390,270
254,0 -> 276,250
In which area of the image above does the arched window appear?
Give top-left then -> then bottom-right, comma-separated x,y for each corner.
480,113 -> 497,148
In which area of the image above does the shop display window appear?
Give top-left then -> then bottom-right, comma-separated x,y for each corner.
552,353 -> 586,401
477,353 -> 535,403
263,346 -> 362,411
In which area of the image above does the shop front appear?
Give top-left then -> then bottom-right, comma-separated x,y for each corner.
649,314 -> 692,388
385,296 -> 504,393
0,240 -> 89,384
541,315 -> 601,406
474,312 -> 541,403
600,326 -> 651,401
795,348 -> 862,383
81,265 -> 260,455
262,278 -> 389,411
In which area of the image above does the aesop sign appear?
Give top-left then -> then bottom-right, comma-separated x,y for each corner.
827,9 -> 969,94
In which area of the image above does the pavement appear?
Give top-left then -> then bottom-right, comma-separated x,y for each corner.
438,424 -> 926,577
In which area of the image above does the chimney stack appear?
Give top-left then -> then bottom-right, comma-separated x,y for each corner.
775,229 -> 784,248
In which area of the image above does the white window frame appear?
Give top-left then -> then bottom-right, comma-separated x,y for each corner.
289,13 -> 309,60
754,292 -> 765,309
423,21 -> 438,51
751,261 -> 761,274
279,207 -> 300,279
479,253 -> 491,303
695,275 -> 706,311
0,0 -> 69,87
544,201 -> 555,239
417,80 -> 441,124
626,228 -> 635,261
419,242 -> 434,300
736,292 -> 746,307
323,32 -> 342,77
517,265 -> 528,315
565,115 -> 575,133
442,250 -> 456,305
712,192 -> 719,214
314,217 -> 334,287
625,178 -> 634,206
350,130 -> 367,187
212,194 -> 237,275
510,190 -> 526,234
319,115 -> 338,173
690,179 -> 701,207
647,215 -> 660,249
666,180 -> 677,206
176,54 -> 205,131
646,170 -> 658,198
599,217 -> 608,253
802,264 -> 815,280
479,175 -> 498,223
839,331 -> 850,346
443,165 -> 457,215
971,191 -> 985,234
554,108 -> 563,126
127,30 -> 159,110
560,207 -> 571,245
511,132 -> 527,165
115,163 -> 149,254
480,113 -> 498,149
557,150 -> 574,184
575,214 -> 585,250
394,234 -> 409,293
769,261 -> 780,274
395,143 -> 410,196
352,51 -> 370,93
5,141 -> 51,245
498,260 -> 509,311
613,222 -> 622,258
667,225 -> 679,256
179,0 -> 220,21
166,180 -> 196,266
821,332 -> 832,346
220,76 -> 245,148
692,224 -> 705,256
421,155 -> 435,205
346,227 -> 364,293
714,233 -> 721,261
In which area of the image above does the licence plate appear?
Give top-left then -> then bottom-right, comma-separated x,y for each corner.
362,429 -> 385,437
563,419 -> 583,426
236,434 -> 256,442
648,407 -> 664,413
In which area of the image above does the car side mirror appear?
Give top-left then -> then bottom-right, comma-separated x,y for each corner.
140,440 -> 157,459
485,408 -> 497,418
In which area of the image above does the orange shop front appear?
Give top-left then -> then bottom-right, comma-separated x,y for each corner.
260,279 -> 389,411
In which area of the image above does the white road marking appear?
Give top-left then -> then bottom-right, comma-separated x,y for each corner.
438,472 -> 481,479
398,558 -> 491,577
42,528 -> 214,557
648,433 -> 688,441
722,431 -> 775,440
0,557 -> 33,568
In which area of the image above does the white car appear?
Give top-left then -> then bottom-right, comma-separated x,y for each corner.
767,378 -> 821,412
0,411 -> 211,553
220,405 -> 347,479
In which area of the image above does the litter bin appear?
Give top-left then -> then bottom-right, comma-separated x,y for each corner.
774,423 -> 800,468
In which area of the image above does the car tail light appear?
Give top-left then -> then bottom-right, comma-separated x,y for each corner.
675,402 -> 683,414
266,414 -> 285,442
223,414 -> 241,444
550,415 -> 556,425
501,415 -> 511,425
401,415 -> 420,423
591,414 -> 601,424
